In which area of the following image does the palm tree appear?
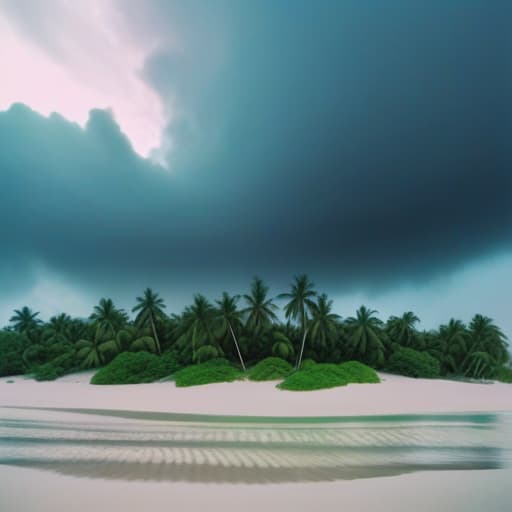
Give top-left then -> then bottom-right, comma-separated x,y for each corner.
129,335 -> 160,353
132,288 -> 166,354
67,318 -> 88,344
9,306 -> 41,334
215,292 -> 246,370
76,330 -> 105,368
272,331 -> 295,361
278,274 -> 317,368
90,298 -> 128,339
345,306 -> 385,366
464,351 -> 496,379
438,319 -> 469,373
242,277 -> 278,336
386,312 -> 420,348
46,313 -> 72,336
176,294 -> 217,363
41,313 -> 73,347
99,325 -> 159,356
308,294 -> 340,360
467,315 -> 509,366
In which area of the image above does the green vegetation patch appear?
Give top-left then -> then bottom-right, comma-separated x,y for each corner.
247,357 -> 293,381
174,359 -> 243,387
278,364 -> 349,391
495,365 -> 512,383
339,361 -> 380,383
386,347 -> 440,378
32,350 -> 79,381
33,363 -> 66,381
299,359 -> 317,370
91,351 -> 181,385
0,331 -> 27,377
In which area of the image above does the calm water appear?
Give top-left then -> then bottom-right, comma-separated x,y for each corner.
0,406 -> 510,483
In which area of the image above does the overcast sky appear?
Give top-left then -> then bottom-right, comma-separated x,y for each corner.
0,0 -> 510,339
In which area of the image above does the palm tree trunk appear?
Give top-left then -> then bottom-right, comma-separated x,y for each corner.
192,324 -> 197,363
296,327 -> 308,370
474,358 -> 485,379
149,313 -> 161,355
466,357 -> 477,378
228,321 -> 246,371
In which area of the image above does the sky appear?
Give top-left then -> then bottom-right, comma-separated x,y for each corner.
0,0 -> 511,339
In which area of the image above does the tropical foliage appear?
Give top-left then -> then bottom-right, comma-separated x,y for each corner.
345,306 -> 386,367
91,351 -> 181,385
247,357 -> 293,381
0,276 -> 509,384
278,363 -> 349,391
278,275 -> 317,368
278,361 -> 380,391
338,361 -> 380,384
386,347 -> 440,378
174,359 -> 243,387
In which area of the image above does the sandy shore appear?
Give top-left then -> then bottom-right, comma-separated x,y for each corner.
1,371 -> 511,416
1,465 -> 511,512
1,373 -> 511,512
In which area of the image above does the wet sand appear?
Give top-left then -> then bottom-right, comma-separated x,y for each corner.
1,407 -> 509,483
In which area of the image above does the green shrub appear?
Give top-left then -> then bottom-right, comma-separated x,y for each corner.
386,347 -> 440,378
495,365 -> 512,383
31,349 -> 79,381
247,357 -> 293,381
91,351 -> 180,385
34,363 -> 66,381
0,331 -> 28,376
160,351 -> 182,374
300,359 -> 316,370
271,332 -> 295,361
339,361 -> 380,383
46,342 -> 75,360
51,351 -> 78,370
278,364 -> 349,391
174,359 -> 243,387
195,344 -> 222,363
22,344 -> 47,367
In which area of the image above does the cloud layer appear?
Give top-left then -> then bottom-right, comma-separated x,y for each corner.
0,0 -> 511,316
0,0 -> 165,156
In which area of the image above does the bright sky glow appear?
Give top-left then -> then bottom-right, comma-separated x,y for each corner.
0,0 -> 166,158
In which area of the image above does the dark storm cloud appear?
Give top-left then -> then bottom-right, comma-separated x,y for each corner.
1,0 -> 511,300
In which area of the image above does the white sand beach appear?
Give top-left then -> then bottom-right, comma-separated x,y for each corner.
1,465 -> 511,512
1,371 -> 511,416
1,374 -> 511,512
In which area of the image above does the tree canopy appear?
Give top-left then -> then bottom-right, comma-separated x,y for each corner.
1,278 -> 509,383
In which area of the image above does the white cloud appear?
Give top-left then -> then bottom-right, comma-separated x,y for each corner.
0,0 -> 166,158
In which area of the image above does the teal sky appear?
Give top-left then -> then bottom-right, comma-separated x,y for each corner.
0,1 -> 510,341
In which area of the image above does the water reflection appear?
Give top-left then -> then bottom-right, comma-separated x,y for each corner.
0,407 -> 510,483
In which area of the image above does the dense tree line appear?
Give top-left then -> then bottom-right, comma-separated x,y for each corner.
0,275 -> 510,381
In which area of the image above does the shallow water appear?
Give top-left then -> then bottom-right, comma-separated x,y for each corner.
0,406 -> 510,484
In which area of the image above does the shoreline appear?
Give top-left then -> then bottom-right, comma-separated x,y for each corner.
1,371 -> 511,417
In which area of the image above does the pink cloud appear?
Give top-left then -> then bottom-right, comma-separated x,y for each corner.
0,0 -> 166,158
